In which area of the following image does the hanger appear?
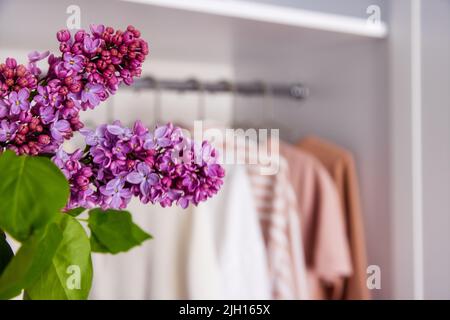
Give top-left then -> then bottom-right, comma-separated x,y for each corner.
152,78 -> 162,128
261,82 -> 291,142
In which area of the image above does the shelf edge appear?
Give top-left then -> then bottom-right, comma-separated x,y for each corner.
122,0 -> 388,38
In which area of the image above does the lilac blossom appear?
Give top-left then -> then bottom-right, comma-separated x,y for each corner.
39,106 -> 58,124
81,83 -> 104,107
27,51 -> 50,75
90,24 -> 105,37
52,121 -> 225,210
127,162 -> 159,197
80,126 -> 105,146
34,86 -> 51,106
0,25 -> 224,212
0,100 -> 8,118
9,88 -> 30,115
83,36 -> 100,54
0,120 -> 17,142
50,119 -> 71,142
63,52 -> 84,72
0,24 -> 149,156
28,51 -> 50,63
99,178 -> 132,209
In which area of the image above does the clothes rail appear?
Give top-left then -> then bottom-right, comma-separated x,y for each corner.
126,76 -> 309,100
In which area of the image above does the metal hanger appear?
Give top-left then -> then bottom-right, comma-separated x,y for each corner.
152,78 -> 162,127
262,81 -> 290,141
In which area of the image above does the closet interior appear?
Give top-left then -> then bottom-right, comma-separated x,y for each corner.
1,0 -> 448,300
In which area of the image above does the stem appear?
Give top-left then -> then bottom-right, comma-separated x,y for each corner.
77,218 -> 88,222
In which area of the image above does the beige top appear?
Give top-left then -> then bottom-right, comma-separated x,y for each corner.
298,136 -> 370,300
280,142 -> 352,300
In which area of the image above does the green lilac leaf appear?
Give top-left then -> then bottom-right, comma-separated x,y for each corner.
89,233 -> 109,253
0,223 -> 62,300
66,207 -> 86,217
0,151 -> 70,242
25,215 -> 93,300
88,208 -> 152,254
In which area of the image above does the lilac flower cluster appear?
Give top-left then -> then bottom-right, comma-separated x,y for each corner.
0,24 -> 224,210
53,121 -> 225,210
0,24 -> 149,155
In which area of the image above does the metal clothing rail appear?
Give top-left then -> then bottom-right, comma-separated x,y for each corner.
126,76 -> 310,100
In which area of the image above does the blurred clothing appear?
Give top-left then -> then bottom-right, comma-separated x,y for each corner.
188,165 -> 271,299
90,165 -> 271,300
299,136 -> 370,300
280,142 -> 352,300
248,156 -> 309,299
90,200 -> 191,299
232,136 -> 308,299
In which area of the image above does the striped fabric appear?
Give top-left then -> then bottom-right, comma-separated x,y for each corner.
226,137 -> 308,300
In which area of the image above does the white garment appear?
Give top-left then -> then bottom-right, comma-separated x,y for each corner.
90,165 -> 271,300
188,165 -> 271,299
90,200 -> 192,299
231,136 -> 309,299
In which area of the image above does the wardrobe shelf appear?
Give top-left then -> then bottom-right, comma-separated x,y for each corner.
0,0 -> 388,65
123,0 -> 388,38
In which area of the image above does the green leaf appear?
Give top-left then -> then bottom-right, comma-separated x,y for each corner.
88,209 -> 152,254
89,233 -> 108,253
66,207 -> 86,217
0,231 -> 14,276
0,223 -> 63,300
26,215 -> 93,300
0,151 -> 70,242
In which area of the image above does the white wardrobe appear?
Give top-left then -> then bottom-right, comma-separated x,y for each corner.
0,0 -> 448,299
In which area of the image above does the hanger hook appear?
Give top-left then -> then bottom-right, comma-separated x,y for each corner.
196,79 -> 206,122
153,78 -> 162,126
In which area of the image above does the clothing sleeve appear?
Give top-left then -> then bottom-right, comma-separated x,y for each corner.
312,167 -> 353,286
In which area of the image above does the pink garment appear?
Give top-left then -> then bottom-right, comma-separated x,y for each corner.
280,142 -> 352,300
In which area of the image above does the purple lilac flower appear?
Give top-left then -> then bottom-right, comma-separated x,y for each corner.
127,162 -> 159,198
99,178 -> 132,209
49,92 -> 63,108
63,52 -> 84,72
34,86 -> 51,105
28,51 -> 50,64
9,88 -> 30,115
91,146 -> 112,168
52,121 -> 225,210
50,119 -> 70,142
81,83 -> 104,107
90,24 -> 105,37
80,126 -> 105,146
0,120 -> 17,142
0,26 -> 225,212
39,106 -> 58,124
0,24 -> 149,157
83,36 -> 101,54
27,51 -> 50,76
52,148 -> 98,210
0,99 -> 8,118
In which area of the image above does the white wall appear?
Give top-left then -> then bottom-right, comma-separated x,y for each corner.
422,0 -> 450,299
389,0 -> 450,300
